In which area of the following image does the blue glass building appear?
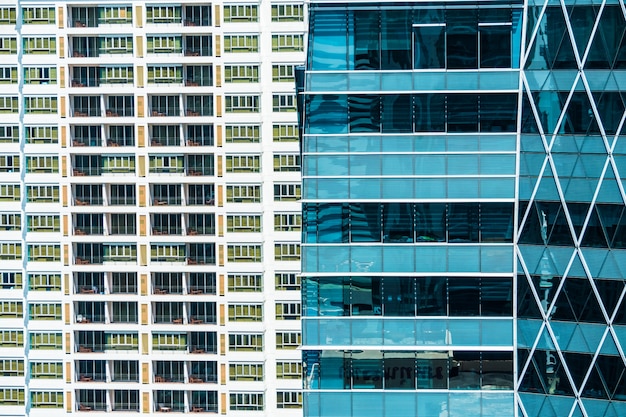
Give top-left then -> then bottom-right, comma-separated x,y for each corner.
299,1 -> 626,416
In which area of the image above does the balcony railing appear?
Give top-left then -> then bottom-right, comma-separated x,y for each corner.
152,197 -> 182,206
76,313 -> 105,324
154,374 -> 184,383
107,137 -> 134,147
153,285 -> 183,295
154,315 -> 185,324
109,196 -> 135,205
77,372 -> 106,382
112,373 -> 139,383
73,108 -> 101,117
187,285 -> 216,295
110,284 -> 137,294
188,314 -> 215,325
151,107 -> 180,117
77,402 -> 107,412
106,108 -> 133,117
186,256 -> 215,265
186,167 -> 212,176
187,196 -> 214,206
73,167 -> 102,176
152,226 -> 183,235
73,137 -> 102,147
187,226 -> 215,236
75,256 -> 103,265
74,196 -> 103,206
74,226 -> 104,236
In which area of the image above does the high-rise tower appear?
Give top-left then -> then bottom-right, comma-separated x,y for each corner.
300,1 -> 626,416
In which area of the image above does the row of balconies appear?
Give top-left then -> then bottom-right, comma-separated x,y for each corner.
70,124 -> 214,148
67,95 -> 213,119
72,213 -> 215,237
70,154 -> 214,177
74,330 -> 217,355
69,65 -> 213,88
72,184 -> 214,207
72,242 -> 215,266
73,301 -> 216,325
74,271 -> 216,296
68,5 -> 212,28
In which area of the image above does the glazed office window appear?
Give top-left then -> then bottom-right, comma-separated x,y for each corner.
28,244 -> 61,262
223,35 -> 259,53
103,155 -> 135,173
0,184 -> 20,201
275,273 -> 300,291
0,213 -> 20,230
0,7 -> 16,24
228,274 -> 262,292
0,66 -> 17,83
0,155 -> 18,172
31,391 -> 63,408
26,126 -> 58,143
225,155 -> 260,173
230,393 -> 264,411
226,215 -> 261,232
226,185 -> 261,203
29,303 -> 62,320
25,96 -> 58,114
271,4 -> 304,22
0,96 -> 18,113
273,124 -> 298,142
0,301 -> 22,318
224,65 -> 259,83
26,156 -> 58,173
27,215 -> 59,232
146,6 -> 181,23
23,37 -> 56,54
30,362 -> 62,379
271,34 -> 304,52
274,213 -> 301,232
276,331 -> 300,349
228,303 -> 263,321
184,35 -> 212,56
274,183 -> 301,201
1,272 -> 22,289
227,244 -> 262,262
277,391 -> 302,409
229,333 -> 263,351
275,302 -> 301,320
0,242 -> 21,259
223,5 -> 258,22
273,154 -> 300,172
0,359 -> 24,376
24,66 -> 57,84
100,6 -> 132,24
185,5 -> 211,26
272,64 -> 295,82
273,94 -> 296,112
22,7 -> 54,24
0,37 -> 17,54
276,361 -> 301,379
229,363 -> 263,381
148,65 -> 182,84
0,388 -> 24,405
0,126 -> 18,142
0,330 -> 23,347
28,273 -> 61,291
26,185 -> 59,203
274,243 -> 300,261
225,124 -> 260,143
147,36 -> 182,53
225,95 -> 259,112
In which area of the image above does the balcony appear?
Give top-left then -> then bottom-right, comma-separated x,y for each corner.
187,184 -> 215,206
188,273 -> 216,295
74,185 -> 103,206
75,272 -> 104,294
189,332 -> 217,354
153,272 -> 183,295
151,185 -> 182,206
77,390 -> 107,412
109,272 -> 138,294
153,302 -> 184,324
187,244 -> 215,265
76,360 -> 106,382
75,301 -> 105,324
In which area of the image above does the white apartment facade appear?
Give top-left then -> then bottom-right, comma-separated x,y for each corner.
0,1 -> 304,415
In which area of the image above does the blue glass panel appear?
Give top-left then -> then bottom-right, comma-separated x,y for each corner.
413,72 -> 446,90
481,393 -> 515,417
319,392 -> 351,416
479,71 -> 520,89
480,246 -> 514,273
383,319 -> 415,345
304,392 -> 321,416
350,178 -> 381,199
382,155 -> 414,175
351,135 -> 382,152
449,319 -> 480,345
317,245 -> 350,273
352,318 -> 383,345
447,135 -> 480,151
480,155 -> 516,175
348,72 -> 380,91
303,318 -> 320,345
317,178 -> 349,199
352,392 -> 383,417
480,135 -> 516,152
448,179 -> 480,199
414,155 -> 446,175
384,392 -> 416,417
416,393 -> 448,417
308,72 -> 348,91
479,178 -> 515,198
481,319 -> 513,345
417,319 -> 448,345
350,155 -> 381,175
302,246 -> 317,273
414,135 -> 447,152
306,94 -> 348,134
448,246 -> 480,272
382,246 -> 414,272
448,155 -> 479,175
415,246 -> 447,273
448,72 -> 478,89
381,72 -> 412,90
351,246 -> 381,273
307,135 -> 350,153
449,392 -> 481,417
381,135 -> 412,152
319,319 -> 350,345
382,179 -> 414,199
310,10 -> 348,70
416,178 -> 447,199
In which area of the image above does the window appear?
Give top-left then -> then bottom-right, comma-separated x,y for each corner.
229,333 -> 263,351
228,274 -> 262,292
276,331 -> 301,349
0,126 -> 18,143
1,272 -> 22,289
24,66 -> 57,84
184,5 -> 211,26
229,363 -> 263,381
25,96 -> 58,114
271,4 -> 304,22
224,35 -> 259,53
0,301 -> 22,317
101,36 -> 133,54
272,34 -> 304,52
228,303 -> 262,321
275,243 -> 300,261
226,185 -> 261,203
227,215 -> 261,232
28,244 -> 61,262
277,391 -> 302,409
0,66 -> 17,83
0,242 -> 21,260
273,124 -> 298,142
0,388 -> 24,405
226,155 -> 260,173
23,37 -> 56,54
0,96 -> 18,112
147,6 -> 181,23
276,361 -> 301,379
225,125 -> 260,143
230,393 -> 264,411
184,35 -> 212,56
29,331 -> 62,349
227,244 -> 262,263
147,36 -> 182,53
276,302 -> 301,320
102,155 -> 135,173
26,156 -> 58,173
31,362 -> 62,379
29,273 -> 61,291
274,213 -> 301,231
109,214 -> 136,235
272,64 -> 295,82
31,391 -> 63,408
26,185 -> 59,203
0,37 -> 17,54
148,66 -> 183,84
27,215 -> 59,232
0,359 -> 24,376
149,155 -> 183,173
101,66 -> 133,84
103,244 -> 137,262
273,94 -> 296,112
0,7 -> 16,24
152,332 -> 187,350
101,6 -> 132,24
275,273 -> 300,291
224,65 -> 259,83
224,5 -> 258,22
0,155 -> 18,172
0,330 -> 23,347
22,7 -> 55,24
151,244 -> 185,262
225,95 -> 260,112
0,184 -> 19,201
274,184 -> 301,201
273,154 -> 300,172
26,126 -> 58,143
29,303 -> 62,320
108,332 -> 139,349
185,65 -> 212,87
0,213 -> 20,230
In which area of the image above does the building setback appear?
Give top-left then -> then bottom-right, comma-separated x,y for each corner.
0,1 -> 304,415
300,1 -> 626,416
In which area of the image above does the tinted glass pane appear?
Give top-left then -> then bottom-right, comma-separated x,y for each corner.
480,25 -> 511,68
448,95 -> 479,132
449,277 -> 480,316
414,26 -> 445,69
382,94 -> 412,133
414,94 -> 445,132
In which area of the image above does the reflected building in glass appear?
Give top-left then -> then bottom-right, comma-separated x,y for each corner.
299,1 -> 626,416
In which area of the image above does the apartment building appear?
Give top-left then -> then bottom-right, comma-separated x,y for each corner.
300,1 -> 626,417
0,1 -> 304,415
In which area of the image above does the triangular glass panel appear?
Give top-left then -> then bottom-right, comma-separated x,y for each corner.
551,70 -> 579,92
592,91 -> 626,135
565,253 -> 587,279
552,277 -> 606,324
533,90 -> 566,136
539,201 -> 575,246
519,350 -> 549,394
549,321 -> 577,352
543,395 -> 575,416
612,326 -> 626,355
565,325 -> 591,353
593,278 -> 624,318
599,330 -> 620,355
519,393 -> 547,417
581,363 -> 610,400
581,206 -> 610,248
569,402 -> 585,417
596,166 -> 624,205
551,153 -> 578,178
604,402 -> 622,417
527,70 -> 551,91
536,326 -> 558,351
612,251 -> 626,278
530,272 -> 562,314
613,16 -> 626,69
580,248 -> 610,279
563,178 -> 598,203
519,319 -> 544,348
521,90 -> 543,135
586,5 -> 626,69
559,87 -> 601,136
525,5 -> 545,58
566,5 -> 599,59
610,290 -> 626,325
519,202 -> 546,245
578,323 -> 608,352
534,165 -> 564,204
542,7 -> 578,70
565,202 -> 591,240
518,273 -> 544,319
608,205 -> 626,249
596,353 -> 626,399
581,399 -> 610,417
597,251 -> 625,280
609,401 -> 626,416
